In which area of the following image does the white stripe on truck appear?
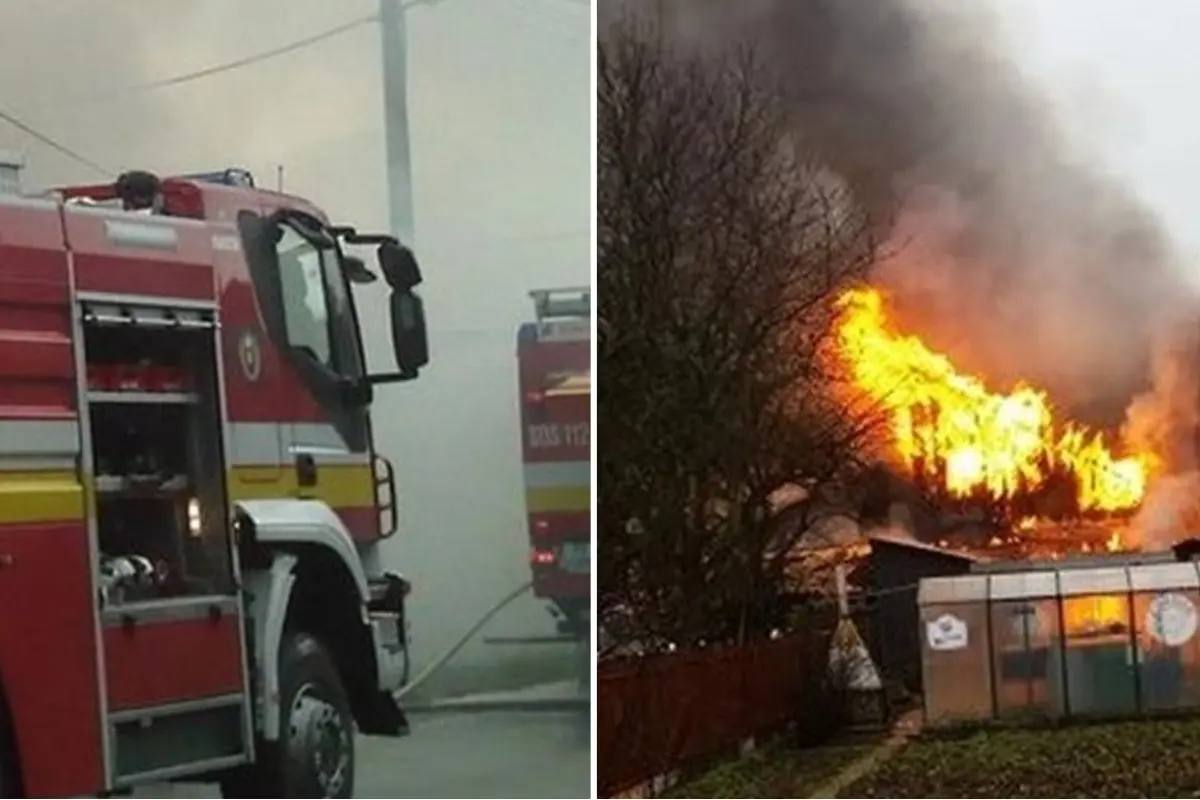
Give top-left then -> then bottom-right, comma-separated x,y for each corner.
523,460 -> 590,489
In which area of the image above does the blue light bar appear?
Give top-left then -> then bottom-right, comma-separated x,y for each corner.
176,168 -> 255,188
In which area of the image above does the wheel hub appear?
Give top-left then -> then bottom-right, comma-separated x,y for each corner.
288,684 -> 350,796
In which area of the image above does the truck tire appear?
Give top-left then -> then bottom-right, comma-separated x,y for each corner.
220,631 -> 355,798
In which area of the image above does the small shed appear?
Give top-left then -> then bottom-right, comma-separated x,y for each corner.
867,534 -> 983,693
919,559 -> 1200,726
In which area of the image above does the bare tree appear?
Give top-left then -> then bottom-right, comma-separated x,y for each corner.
598,17 -> 886,651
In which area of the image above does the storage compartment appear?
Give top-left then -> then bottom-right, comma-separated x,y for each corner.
82,301 -> 253,774
83,310 -> 233,604
111,696 -> 247,783
102,601 -> 246,710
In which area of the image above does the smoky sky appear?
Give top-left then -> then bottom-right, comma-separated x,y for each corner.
639,0 -> 1196,420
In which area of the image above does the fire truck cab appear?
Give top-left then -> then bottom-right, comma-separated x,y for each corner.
518,288 -> 591,639
0,167 -> 427,798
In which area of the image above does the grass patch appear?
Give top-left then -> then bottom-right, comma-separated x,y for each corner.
842,717 -> 1200,798
665,736 -> 879,799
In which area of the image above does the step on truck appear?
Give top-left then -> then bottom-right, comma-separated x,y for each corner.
0,167 -> 428,798
518,287 -> 591,640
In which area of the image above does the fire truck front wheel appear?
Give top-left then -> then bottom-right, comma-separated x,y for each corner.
221,631 -> 355,799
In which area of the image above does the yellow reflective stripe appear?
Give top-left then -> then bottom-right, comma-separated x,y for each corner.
0,470 -> 84,524
228,463 -> 376,507
525,485 -> 590,514
0,462 -> 379,526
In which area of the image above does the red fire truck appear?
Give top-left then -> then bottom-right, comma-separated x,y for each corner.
0,167 -> 426,797
518,288 -> 591,639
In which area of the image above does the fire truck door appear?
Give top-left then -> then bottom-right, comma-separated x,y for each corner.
277,220 -> 374,536
239,209 -> 375,534
288,421 -> 375,539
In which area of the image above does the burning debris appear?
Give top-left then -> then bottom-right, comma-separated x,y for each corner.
885,512 -> 1128,562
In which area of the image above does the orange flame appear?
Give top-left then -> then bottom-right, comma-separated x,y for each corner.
834,287 -> 1153,514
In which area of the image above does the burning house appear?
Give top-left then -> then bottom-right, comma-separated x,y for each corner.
834,286 -> 1152,541
817,284 -> 1200,703
827,282 -> 1178,558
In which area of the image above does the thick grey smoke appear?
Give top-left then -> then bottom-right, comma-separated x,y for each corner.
642,0 -> 1196,424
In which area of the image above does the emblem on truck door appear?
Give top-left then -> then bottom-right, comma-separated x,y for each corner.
238,329 -> 263,382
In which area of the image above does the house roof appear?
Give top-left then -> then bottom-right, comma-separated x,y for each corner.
868,531 -> 989,564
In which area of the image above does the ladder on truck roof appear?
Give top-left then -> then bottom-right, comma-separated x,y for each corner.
528,287 -> 590,343
544,372 -> 590,399
530,287 -> 590,321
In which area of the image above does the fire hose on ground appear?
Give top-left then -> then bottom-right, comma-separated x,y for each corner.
394,580 -> 590,714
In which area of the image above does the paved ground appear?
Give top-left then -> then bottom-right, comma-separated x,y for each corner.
408,679 -> 585,712
361,709 -> 590,798
140,701 -> 591,798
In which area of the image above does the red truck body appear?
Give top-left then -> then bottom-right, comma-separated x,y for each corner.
518,288 -> 590,636
0,168 -> 418,798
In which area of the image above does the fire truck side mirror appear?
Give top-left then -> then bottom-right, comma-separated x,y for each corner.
388,289 -> 429,380
378,241 -> 422,292
365,241 -> 428,384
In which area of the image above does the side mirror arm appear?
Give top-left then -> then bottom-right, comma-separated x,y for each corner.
367,369 -> 421,385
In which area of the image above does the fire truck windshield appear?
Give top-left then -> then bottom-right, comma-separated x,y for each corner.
278,225 -> 336,367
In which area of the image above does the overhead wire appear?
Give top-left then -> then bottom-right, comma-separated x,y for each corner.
0,106 -> 110,176
132,14 -> 378,93
0,1 -> 585,184
9,13 -> 379,119
0,14 -> 378,175
27,0 -> 581,111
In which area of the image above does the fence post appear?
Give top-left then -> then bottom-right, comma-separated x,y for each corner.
837,564 -> 851,618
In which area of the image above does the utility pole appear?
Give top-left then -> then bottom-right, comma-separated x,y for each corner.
379,0 -> 416,246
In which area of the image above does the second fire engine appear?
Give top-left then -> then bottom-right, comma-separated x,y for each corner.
518,287 -> 591,639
